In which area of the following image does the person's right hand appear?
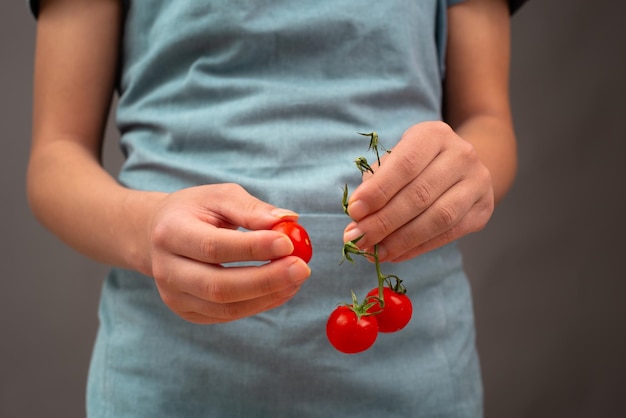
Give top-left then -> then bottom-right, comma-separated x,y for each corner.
144,183 -> 311,324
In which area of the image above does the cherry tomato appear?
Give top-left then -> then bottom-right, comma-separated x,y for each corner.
366,287 -> 413,333
271,221 -> 313,263
326,305 -> 378,354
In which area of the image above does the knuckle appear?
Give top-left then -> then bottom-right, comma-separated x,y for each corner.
420,121 -> 455,144
205,278 -> 229,304
368,177 -> 393,205
267,286 -> 299,310
218,182 -> 244,196
243,240 -> 257,260
408,181 -> 433,208
227,184 -> 264,215
482,193 -> 495,215
430,120 -> 454,135
374,211 -> 396,236
199,235 -> 220,260
258,267 -> 279,294
394,149 -> 420,181
244,196 -> 264,214
438,226 -> 457,244
456,138 -> 478,162
395,228 -> 416,254
432,203 -> 458,230
471,201 -> 495,233
218,302 -> 240,320
212,183 -> 246,212
479,165 -> 493,186
471,220 -> 487,234
151,219 -> 172,248
406,120 -> 451,138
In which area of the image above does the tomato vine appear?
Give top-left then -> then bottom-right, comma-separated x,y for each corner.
326,132 -> 413,354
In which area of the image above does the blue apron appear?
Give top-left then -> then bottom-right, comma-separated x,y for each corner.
87,1 -> 483,416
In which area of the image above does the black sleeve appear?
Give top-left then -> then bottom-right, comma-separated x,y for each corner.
28,0 -> 130,19
510,0 -> 528,14
28,0 -> 39,18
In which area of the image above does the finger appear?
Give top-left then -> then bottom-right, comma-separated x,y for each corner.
346,123 -> 449,221
159,223 -> 295,264
386,213 -> 484,263
163,283 -> 302,324
159,255 -> 311,304
377,183 -> 493,261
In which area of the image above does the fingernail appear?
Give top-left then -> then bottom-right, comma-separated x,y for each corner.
271,208 -> 299,219
287,259 -> 311,284
343,225 -> 364,244
272,236 -> 294,257
347,200 -> 369,220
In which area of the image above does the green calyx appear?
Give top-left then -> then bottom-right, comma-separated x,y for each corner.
346,291 -> 378,319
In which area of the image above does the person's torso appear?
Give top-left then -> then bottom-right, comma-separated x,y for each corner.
115,0 -> 449,213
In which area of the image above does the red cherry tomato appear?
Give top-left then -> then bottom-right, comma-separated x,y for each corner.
271,221 -> 313,263
366,287 -> 412,333
326,305 -> 379,354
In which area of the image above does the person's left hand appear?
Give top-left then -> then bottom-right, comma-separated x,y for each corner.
343,121 -> 495,262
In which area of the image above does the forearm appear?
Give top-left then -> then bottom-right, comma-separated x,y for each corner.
453,113 -> 517,204
27,1 -> 152,271
444,0 -> 516,205
27,137 -> 164,275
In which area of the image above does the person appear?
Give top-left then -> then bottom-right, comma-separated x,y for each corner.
27,0 -> 525,416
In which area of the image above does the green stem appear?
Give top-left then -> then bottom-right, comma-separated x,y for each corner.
372,244 -> 386,306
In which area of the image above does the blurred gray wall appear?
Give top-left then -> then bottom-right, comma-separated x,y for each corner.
2,1 -> 624,417
460,1 -> 626,417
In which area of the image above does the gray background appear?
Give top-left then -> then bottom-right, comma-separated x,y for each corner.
2,1 -> 625,417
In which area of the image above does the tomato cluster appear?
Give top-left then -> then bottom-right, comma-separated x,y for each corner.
326,132 -> 415,354
326,286 -> 413,354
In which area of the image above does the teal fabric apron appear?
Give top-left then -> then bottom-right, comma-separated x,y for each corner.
86,1 -> 483,416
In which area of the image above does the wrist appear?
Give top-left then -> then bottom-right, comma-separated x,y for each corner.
119,189 -> 168,276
